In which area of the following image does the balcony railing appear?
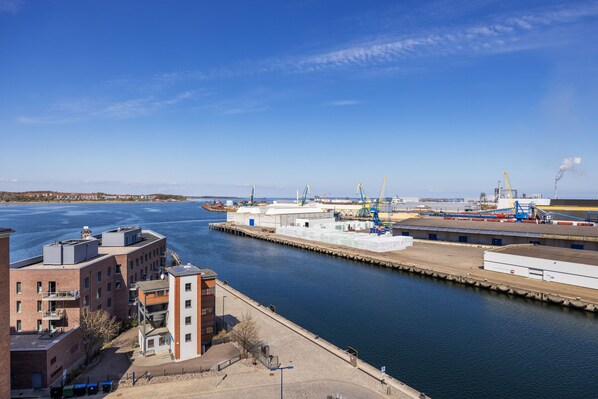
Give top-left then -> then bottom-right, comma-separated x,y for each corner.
42,309 -> 65,320
42,290 -> 80,301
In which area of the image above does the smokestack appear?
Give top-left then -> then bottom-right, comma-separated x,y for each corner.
554,157 -> 581,199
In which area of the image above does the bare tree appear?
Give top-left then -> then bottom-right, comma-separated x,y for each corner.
79,307 -> 121,364
232,312 -> 260,357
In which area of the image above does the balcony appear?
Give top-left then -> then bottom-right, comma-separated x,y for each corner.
42,290 -> 80,301
42,309 -> 65,320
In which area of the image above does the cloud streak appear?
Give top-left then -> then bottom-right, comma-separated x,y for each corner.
17,90 -> 203,124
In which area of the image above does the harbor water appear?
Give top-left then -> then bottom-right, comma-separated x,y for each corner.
2,202 -> 598,399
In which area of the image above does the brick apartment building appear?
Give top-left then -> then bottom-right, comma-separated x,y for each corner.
9,226 -> 166,389
1,227 -> 15,398
137,264 -> 217,361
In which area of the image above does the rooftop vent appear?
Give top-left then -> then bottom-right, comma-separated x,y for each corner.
81,226 -> 93,240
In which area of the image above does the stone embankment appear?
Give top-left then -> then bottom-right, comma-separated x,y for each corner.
209,222 -> 598,313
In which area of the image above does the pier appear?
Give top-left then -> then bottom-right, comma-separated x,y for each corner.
210,222 -> 598,312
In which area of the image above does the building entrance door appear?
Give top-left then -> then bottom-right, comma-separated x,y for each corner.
31,372 -> 42,389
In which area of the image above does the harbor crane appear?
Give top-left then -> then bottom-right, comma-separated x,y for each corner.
370,176 -> 387,227
299,184 -> 310,206
248,185 -> 255,206
356,183 -> 370,217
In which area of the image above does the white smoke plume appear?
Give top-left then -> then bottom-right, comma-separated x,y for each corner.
555,157 -> 582,182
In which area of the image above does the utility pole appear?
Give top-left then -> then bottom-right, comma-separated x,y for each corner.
270,365 -> 294,399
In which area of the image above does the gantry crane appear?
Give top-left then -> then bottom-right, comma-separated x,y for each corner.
356,183 -> 370,217
299,184 -> 310,206
248,185 -> 255,206
370,176 -> 387,226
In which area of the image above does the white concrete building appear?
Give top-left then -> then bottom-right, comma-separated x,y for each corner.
227,204 -> 334,228
483,245 -> 598,289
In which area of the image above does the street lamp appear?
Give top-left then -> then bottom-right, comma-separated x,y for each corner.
270,365 -> 293,399
222,295 -> 227,331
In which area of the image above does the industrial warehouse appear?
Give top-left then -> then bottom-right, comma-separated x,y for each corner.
392,217 -> 598,251
483,245 -> 598,289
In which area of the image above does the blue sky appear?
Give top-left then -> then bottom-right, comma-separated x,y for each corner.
1,0 -> 597,198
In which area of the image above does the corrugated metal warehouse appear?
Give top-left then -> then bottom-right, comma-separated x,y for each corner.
484,245 -> 598,289
392,218 -> 598,251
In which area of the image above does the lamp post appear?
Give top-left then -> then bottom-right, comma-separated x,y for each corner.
222,295 -> 227,331
269,365 -> 293,399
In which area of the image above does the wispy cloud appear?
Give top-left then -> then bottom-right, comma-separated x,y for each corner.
17,90 -> 203,124
326,100 -> 363,106
0,0 -> 22,14
270,3 -> 598,73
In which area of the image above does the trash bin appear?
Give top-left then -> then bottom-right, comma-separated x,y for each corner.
50,386 -> 63,399
62,385 -> 74,398
86,383 -> 99,395
102,381 -> 113,393
73,383 -> 87,396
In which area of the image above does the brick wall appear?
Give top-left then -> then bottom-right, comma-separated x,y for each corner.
1,236 -> 11,398
10,328 -> 84,389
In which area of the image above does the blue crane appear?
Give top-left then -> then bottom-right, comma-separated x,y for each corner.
370,177 -> 387,227
299,185 -> 310,206
356,183 -> 370,217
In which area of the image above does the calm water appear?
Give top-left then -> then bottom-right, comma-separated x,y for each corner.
2,202 -> 598,399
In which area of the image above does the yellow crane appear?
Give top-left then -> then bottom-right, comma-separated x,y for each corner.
503,171 -> 514,207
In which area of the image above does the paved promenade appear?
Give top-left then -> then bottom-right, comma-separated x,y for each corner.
110,282 -> 426,399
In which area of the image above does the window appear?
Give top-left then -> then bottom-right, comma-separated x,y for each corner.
84,295 -> 89,306
107,298 -> 112,308
97,271 -> 102,282
107,267 -> 112,277
201,307 -> 213,315
16,301 -> 22,313
70,344 -> 78,354
116,264 -> 122,274
37,281 -> 42,293
97,304 -> 102,310
16,282 -> 21,294
145,254 -> 148,262
185,283 -> 192,292
130,276 -> 135,284
201,288 -> 215,296
37,320 -> 42,332
107,282 -> 112,292
429,233 -> 437,240
458,236 -> 468,243
401,231 -> 410,236
185,316 -> 192,325
185,300 -> 191,308
185,333 -> 191,342
84,277 -> 89,289
129,261 -> 133,270
136,259 -> 139,267
159,336 -> 165,346
116,281 -> 122,290
148,339 -> 154,348
50,356 -> 57,365
37,301 -> 42,312
16,320 -> 21,332
96,288 -> 101,299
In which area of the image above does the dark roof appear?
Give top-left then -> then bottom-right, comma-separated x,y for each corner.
137,279 -> 169,292
490,245 -> 598,267
10,328 -> 78,351
167,265 -> 217,279
0,227 -> 15,234
393,218 -> 598,239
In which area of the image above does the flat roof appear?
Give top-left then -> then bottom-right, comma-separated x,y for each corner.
137,279 -> 169,292
11,253 -> 114,271
393,218 -> 598,239
0,227 -> 15,235
98,230 -> 165,255
167,265 -> 217,279
489,245 -> 598,267
103,226 -> 141,233
10,328 -> 79,351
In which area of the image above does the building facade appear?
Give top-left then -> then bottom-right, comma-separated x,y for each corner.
393,218 -> 598,251
9,226 -> 166,389
484,245 -> 598,289
1,227 -> 15,398
138,264 -> 217,361
228,204 -> 335,228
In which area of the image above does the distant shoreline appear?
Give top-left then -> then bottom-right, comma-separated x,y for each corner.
0,200 -> 189,205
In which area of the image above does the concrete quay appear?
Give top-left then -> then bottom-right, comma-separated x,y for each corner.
111,281 -> 426,399
209,222 -> 598,312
